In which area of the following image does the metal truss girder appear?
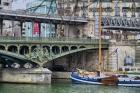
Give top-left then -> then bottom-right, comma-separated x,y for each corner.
102,16 -> 140,31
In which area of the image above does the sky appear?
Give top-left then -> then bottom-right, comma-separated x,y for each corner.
12,0 -> 32,10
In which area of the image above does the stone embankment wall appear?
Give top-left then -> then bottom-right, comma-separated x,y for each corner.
0,68 -> 52,84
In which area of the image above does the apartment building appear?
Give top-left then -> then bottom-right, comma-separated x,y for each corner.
56,0 -> 140,39
0,0 -> 22,37
24,0 -> 56,37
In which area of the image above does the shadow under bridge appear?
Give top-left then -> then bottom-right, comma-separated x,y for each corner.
0,50 -> 38,68
26,43 -> 108,67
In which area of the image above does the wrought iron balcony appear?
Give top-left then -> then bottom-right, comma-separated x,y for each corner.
102,16 -> 140,31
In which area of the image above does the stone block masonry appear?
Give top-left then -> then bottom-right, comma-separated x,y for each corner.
0,68 -> 52,84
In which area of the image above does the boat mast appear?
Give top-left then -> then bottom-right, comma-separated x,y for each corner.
98,0 -> 102,72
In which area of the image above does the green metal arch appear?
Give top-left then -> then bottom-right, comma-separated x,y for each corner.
0,50 -> 39,67
70,46 -> 78,50
31,45 -> 38,52
61,46 -> 69,53
43,45 -> 50,52
19,45 -> 29,55
0,45 -> 6,50
79,46 -> 86,49
52,45 -> 60,54
7,45 -> 18,53
42,47 -> 100,66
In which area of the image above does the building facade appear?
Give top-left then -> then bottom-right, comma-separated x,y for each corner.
0,0 -> 14,36
24,0 -> 56,37
56,0 -> 140,70
56,0 -> 140,39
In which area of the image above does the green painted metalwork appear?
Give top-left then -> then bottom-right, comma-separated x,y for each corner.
0,36 -> 109,67
25,47 -> 50,66
0,50 -> 29,62
0,37 -> 108,44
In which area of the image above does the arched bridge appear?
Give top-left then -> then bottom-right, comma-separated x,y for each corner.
102,16 -> 140,31
0,37 -> 109,67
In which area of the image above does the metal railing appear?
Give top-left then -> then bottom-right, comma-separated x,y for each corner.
102,16 -> 140,31
0,36 -> 109,44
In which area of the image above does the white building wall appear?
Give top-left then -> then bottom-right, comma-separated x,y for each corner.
56,0 -> 140,38
0,0 -> 13,36
25,0 -> 56,37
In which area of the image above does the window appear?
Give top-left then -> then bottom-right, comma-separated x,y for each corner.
3,2 -> 9,6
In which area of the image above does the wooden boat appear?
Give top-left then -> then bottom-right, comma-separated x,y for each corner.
71,70 -> 118,86
71,69 -> 140,87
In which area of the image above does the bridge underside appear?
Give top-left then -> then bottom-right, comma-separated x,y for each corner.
0,52 -> 38,68
44,49 -> 108,72
0,47 -> 108,70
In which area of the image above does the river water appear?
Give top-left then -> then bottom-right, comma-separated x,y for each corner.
0,80 -> 140,93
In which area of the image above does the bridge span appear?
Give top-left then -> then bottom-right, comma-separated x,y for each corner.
0,37 -> 109,67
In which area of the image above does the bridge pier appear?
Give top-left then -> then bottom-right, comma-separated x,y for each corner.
0,68 -> 52,84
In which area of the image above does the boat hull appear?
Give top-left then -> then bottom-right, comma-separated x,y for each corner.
71,72 -> 140,87
71,75 -> 102,85
118,79 -> 140,87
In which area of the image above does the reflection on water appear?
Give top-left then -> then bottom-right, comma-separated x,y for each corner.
0,80 -> 140,93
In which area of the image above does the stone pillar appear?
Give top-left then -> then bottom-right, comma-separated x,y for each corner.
82,0 -> 87,17
113,0 -> 121,16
